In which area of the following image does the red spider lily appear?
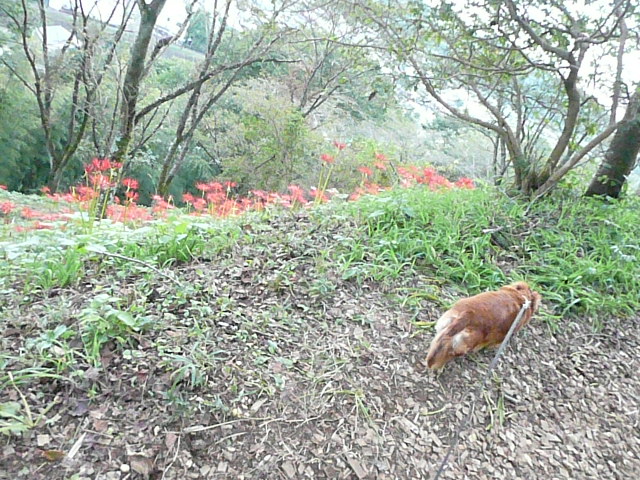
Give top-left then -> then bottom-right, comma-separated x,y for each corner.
193,198 -> 207,211
21,207 -> 38,219
333,141 -> 347,151
195,182 -> 209,192
107,204 -> 153,222
374,153 -> 387,162
125,191 -> 139,202
223,181 -> 237,189
122,178 -> 139,190
33,221 -> 54,230
238,197 -> 254,210
309,188 -> 329,203
84,158 -> 122,174
288,184 -> 308,205
397,166 -> 420,180
358,166 -> 373,177
373,161 -> 387,171
364,182 -> 385,195
19,207 -> 67,222
418,167 -> 453,189
0,201 -> 15,214
76,186 -> 99,201
183,192 -> 208,211
205,191 -> 226,205
320,153 -> 335,164
215,199 -> 241,217
349,188 -> 364,201
0,185 -> 7,190
89,173 -> 114,190
251,190 -> 269,201
152,195 -> 174,215
455,177 -> 475,189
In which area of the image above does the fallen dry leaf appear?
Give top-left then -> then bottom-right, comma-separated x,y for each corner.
129,455 -> 154,478
41,450 -> 65,462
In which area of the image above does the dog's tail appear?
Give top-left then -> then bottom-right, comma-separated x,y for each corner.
426,312 -> 472,369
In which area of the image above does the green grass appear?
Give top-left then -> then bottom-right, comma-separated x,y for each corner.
0,214 -> 244,296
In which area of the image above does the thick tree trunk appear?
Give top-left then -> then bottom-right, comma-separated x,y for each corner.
585,90 -> 640,198
112,0 -> 167,164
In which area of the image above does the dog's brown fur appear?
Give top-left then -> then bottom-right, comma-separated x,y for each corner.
426,282 -> 541,369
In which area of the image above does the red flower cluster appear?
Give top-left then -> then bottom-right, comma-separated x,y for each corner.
350,182 -> 388,201
122,178 -> 139,190
84,158 -> 123,174
7,146 -> 476,232
454,177 -> 475,189
320,153 -> 335,164
358,166 -> 373,177
152,195 -> 175,216
107,204 -> 153,222
288,185 -> 309,206
394,166 -> 474,191
0,185 -> 7,190
1,201 -> 16,215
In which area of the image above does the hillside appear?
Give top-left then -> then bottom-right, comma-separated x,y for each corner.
1,187 -> 639,479
40,7 -> 204,63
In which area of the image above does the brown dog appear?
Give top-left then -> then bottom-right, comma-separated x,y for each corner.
426,282 -> 541,369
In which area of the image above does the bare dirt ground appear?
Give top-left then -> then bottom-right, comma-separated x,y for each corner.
2,214 -> 639,479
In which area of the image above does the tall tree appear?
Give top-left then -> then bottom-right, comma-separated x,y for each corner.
112,0 -> 169,165
154,0 -> 298,194
585,87 -> 640,198
585,10 -> 639,198
1,0 -> 133,190
348,0 -> 634,196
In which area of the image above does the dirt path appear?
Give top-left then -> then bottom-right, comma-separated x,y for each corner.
2,216 -> 639,479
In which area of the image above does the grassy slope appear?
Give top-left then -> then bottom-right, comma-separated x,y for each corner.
1,186 -> 639,477
2,186 -> 639,344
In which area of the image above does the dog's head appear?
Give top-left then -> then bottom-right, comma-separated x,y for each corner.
505,281 -> 542,313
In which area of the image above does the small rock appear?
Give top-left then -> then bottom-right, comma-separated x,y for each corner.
281,461 -> 296,478
345,456 -> 367,479
36,434 -> 51,447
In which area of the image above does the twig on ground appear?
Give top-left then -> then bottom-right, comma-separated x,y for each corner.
181,417 -> 272,433
161,433 -> 181,480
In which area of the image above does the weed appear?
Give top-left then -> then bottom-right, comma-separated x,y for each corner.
0,373 -> 57,435
25,325 -> 78,373
80,294 -> 152,366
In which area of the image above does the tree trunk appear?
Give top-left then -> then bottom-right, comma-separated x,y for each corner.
112,0 -> 167,164
585,89 -> 640,198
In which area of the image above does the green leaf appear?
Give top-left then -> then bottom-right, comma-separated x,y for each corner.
0,402 -> 21,419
